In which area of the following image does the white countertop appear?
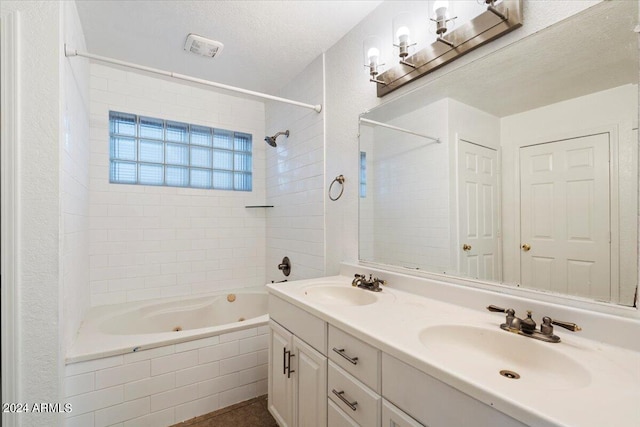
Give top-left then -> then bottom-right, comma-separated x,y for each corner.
267,275 -> 640,427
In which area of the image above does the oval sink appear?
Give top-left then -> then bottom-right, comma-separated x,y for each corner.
303,285 -> 379,306
419,325 -> 591,390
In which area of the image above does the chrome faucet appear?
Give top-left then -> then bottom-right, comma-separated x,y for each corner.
487,305 -> 581,343
351,274 -> 386,292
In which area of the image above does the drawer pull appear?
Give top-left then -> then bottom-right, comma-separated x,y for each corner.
332,389 -> 358,411
287,351 -> 295,378
332,347 -> 359,365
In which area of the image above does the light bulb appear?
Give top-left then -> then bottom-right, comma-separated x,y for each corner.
433,0 -> 449,19
396,26 -> 410,44
367,47 -> 380,63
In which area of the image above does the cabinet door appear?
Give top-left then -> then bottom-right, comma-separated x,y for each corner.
382,399 -> 424,427
328,399 -> 359,427
269,320 -> 294,427
293,336 -> 327,427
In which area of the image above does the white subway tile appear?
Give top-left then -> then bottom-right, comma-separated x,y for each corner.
256,379 -> 268,396
94,397 -> 149,427
198,341 -> 238,364
65,372 -> 95,397
123,408 -> 175,427
151,350 -> 198,376
219,383 -> 257,408
238,364 -> 268,386
66,355 -> 123,376
150,384 -> 198,412
66,385 -> 123,415
238,334 -> 269,354
219,353 -> 258,376
197,372 -> 240,398
175,361 -> 220,388
95,360 -> 150,389
175,336 -> 219,353
174,394 -> 220,424
125,373 -> 175,401
257,349 -> 268,365
65,412 -> 94,427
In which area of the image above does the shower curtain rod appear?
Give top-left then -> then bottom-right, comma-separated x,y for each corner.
359,118 -> 440,143
64,45 -> 322,113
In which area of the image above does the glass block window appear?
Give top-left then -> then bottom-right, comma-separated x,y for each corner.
109,111 -> 252,191
360,151 -> 367,198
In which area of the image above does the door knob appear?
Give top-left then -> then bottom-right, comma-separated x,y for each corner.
462,244 -> 472,251
521,244 -> 531,252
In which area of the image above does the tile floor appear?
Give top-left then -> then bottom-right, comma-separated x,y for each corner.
171,395 -> 277,427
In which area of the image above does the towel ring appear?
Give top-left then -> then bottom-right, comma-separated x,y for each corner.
329,175 -> 345,201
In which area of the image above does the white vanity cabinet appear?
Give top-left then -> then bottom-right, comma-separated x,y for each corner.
327,325 -> 382,426
268,295 -> 327,427
382,400 -> 425,427
382,354 -> 527,427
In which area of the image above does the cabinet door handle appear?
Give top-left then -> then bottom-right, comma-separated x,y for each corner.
287,351 -> 295,378
282,348 -> 287,375
332,347 -> 359,365
332,389 -> 358,411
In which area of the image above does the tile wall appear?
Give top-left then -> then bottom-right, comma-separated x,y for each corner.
88,64 -> 267,305
64,325 -> 269,427
265,56 -> 325,281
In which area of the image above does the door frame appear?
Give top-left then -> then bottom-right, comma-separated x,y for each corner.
1,8 -> 20,419
454,133 -> 502,280
514,125 -> 620,302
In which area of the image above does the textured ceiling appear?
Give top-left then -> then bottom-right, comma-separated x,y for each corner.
75,0 -> 382,94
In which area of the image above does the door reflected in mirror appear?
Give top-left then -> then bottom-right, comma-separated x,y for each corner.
358,1 -> 638,306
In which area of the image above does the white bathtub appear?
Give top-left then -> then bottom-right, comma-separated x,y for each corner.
67,288 -> 268,363
64,288 -> 270,426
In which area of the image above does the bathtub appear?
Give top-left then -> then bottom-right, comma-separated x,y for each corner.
64,288 -> 270,426
67,288 -> 268,363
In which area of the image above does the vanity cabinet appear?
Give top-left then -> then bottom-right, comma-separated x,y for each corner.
327,325 -> 382,426
382,400 -> 425,427
382,354 -> 527,427
268,296 -> 327,427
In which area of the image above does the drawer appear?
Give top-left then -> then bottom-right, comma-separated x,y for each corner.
328,361 -> 381,427
328,399 -> 360,427
269,294 -> 327,355
328,325 -> 381,392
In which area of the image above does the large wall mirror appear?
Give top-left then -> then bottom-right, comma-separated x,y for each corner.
358,1 -> 639,307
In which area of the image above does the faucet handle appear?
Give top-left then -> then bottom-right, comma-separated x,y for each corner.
542,316 -> 581,333
487,305 -> 512,314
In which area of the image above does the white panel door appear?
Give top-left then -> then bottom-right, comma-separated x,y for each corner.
269,321 -> 294,427
292,336 -> 327,427
458,140 -> 500,281
520,133 -> 610,300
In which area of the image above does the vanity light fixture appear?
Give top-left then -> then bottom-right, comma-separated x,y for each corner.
363,36 -> 385,84
367,0 -> 523,95
430,1 -> 457,48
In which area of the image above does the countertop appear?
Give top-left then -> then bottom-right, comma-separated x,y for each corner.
267,275 -> 640,427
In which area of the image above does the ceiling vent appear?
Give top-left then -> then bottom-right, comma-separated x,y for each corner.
184,33 -> 224,58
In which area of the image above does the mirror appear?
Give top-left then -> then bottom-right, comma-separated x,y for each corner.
358,1 -> 639,306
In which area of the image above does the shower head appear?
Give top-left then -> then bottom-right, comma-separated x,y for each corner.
265,130 -> 289,147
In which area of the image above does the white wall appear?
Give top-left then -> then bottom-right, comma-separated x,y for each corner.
265,56 -> 325,282
61,0 -> 91,363
88,64 -> 267,306
323,0 -> 602,274
0,1 -> 64,425
500,84 -> 638,304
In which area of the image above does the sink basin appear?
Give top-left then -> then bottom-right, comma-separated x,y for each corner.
302,285 -> 379,306
419,325 -> 591,390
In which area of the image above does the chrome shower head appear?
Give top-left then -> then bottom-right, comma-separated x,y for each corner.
265,130 -> 289,147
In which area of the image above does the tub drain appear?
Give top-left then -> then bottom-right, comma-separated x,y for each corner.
238,317 -> 245,322
499,370 -> 520,379
173,326 -> 182,332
